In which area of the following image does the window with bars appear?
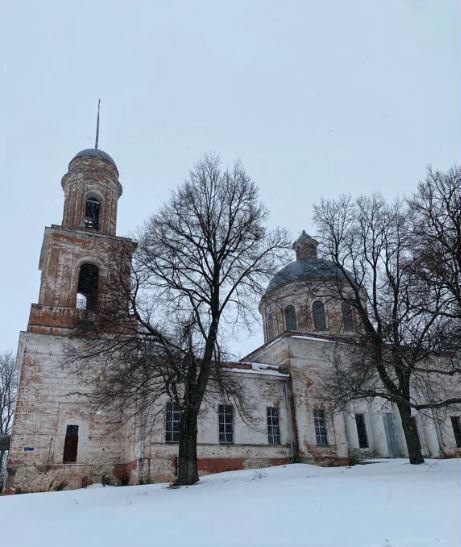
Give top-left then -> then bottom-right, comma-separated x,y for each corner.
355,413 -> 369,448
218,404 -> 234,444
63,424 -> 79,463
451,416 -> 461,448
165,402 -> 182,443
313,409 -> 328,446
267,407 -> 281,445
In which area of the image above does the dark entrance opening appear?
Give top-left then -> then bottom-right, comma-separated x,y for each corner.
355,413 -> 369,448
63,425 -> 79,463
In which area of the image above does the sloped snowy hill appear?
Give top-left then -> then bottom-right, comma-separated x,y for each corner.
0,459 -> 459,547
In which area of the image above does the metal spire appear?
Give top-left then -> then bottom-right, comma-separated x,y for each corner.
95,99 -> 101,149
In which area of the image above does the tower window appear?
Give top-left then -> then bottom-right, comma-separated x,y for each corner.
84,197 -> 101,230
63,424 -> 79,463
218,404 -> 234,444
355,413 -> 369,448
313,409 -> 328,446
312,300 -> 327,330
76,263 -> 99,311
285,305 -> 297,331
342,302 -> 354,331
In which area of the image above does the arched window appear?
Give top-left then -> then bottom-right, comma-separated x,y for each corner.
84,197 -> 101,229
267,313 -> 274,341
285,305 -> 297,331
342,301 -> 354,331
76,263 -> 99,311
312,300 -> 326,330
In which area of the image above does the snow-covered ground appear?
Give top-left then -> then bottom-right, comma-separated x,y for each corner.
0,459 -> 459,547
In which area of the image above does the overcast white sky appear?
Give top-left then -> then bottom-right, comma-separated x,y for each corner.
0,0 -> 460,358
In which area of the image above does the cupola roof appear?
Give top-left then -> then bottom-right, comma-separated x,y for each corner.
72,148 -> 116,167
265,231 -> 345,294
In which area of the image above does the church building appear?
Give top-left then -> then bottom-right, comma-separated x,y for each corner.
4,148 -> 461,493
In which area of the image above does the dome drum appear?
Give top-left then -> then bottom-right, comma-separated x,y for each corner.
261,231 -> 359,341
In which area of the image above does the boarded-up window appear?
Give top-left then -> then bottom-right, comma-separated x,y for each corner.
355,413 -> 369,448
313,409 -> 328,446
342,302 -> 354,331
285,305 -> 297,331
165,402 -> 182,443
84,197 -> 101,230
218,404 -> 233,444
63,425 -> 79,463
312,301 -> 326,330
267,407 -> 281,445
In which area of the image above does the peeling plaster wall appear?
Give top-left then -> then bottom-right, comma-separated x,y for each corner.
134,371 -> 293,484
5,332 -> 134,493
5,331 -> 294,492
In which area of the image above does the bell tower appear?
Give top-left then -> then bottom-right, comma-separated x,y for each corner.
5,146 -> 137,494
29,148 -> 136,334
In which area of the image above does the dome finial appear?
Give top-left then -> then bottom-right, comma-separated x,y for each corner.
292,231 -> 318,260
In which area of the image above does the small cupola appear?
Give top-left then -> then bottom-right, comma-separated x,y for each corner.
60,148 -> 122,236
292,231 -> 318,260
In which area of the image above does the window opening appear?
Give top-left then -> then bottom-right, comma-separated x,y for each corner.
76,263 -> 99,311
218,404 -> 233,444
165,402 -> 182,443
267,407 -> 281,445
63,424 -> 79,463
285,305 -> 297,331
451,416 -> 461,448
342,301 -> 354,331
312,300 -> 327,330
355,413 -> 369,448
84,197 -> 100,230
314,409 -> 328,446
267,313 -> 274,341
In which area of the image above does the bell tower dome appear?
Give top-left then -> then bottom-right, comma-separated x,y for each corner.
61,148 -> 122,236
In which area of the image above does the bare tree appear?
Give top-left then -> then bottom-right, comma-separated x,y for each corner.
68,154 -> 289,485
410,166 -> 461,340
314,194 -> 460,464
0,351 -> 17,475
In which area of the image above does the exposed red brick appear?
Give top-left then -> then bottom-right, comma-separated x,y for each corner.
113,460 -> 138,484
198,457 -> 245,474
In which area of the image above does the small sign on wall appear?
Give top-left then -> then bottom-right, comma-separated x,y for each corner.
23,447 -> 34,452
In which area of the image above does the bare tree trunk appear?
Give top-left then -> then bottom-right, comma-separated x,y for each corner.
397,403 -> 424,464
176,406 -> 199,485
